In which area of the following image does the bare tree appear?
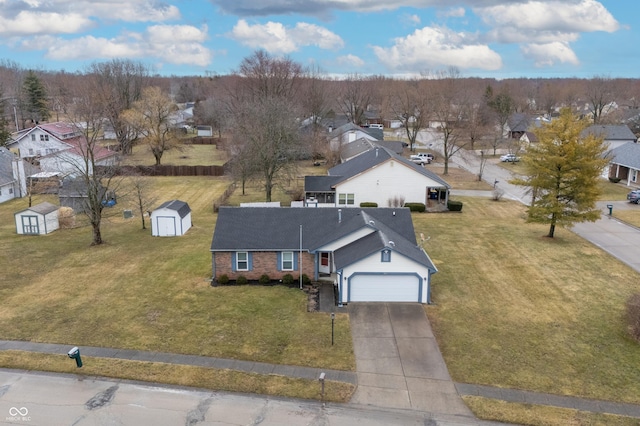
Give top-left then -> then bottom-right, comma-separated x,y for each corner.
129,174 -> 157,230
585,75 -> 616,124
193,97 -> 229,138
236,50 -> 303,102
89,59 -> 149,154
477,150 -> 488,181
121,86 -> 179,166
337,74 -> 371,125
389,79 -> 430,152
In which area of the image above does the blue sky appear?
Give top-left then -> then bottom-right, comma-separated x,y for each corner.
0,0 -> 633,79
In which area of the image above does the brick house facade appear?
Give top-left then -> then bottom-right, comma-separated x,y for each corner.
213,251 -> 315,281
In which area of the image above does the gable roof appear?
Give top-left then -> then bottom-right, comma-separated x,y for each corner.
609,142 -> 640,170
328,146 -> 450,188
329,122 -> 381,141
156,199 -> 191,218
305,175 -> 344,192
582,125 -> 637,142
210,207 -> 436,271
16,201 -> 58,215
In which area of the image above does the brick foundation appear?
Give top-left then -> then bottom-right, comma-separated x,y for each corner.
213,251 -> 315,281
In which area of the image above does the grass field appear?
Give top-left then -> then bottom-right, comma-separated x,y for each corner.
416,197 -> 640,404
0,176 -> 355,374
121,143 -> 228,166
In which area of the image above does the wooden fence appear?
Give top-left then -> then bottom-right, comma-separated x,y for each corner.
98,164 -> 227,177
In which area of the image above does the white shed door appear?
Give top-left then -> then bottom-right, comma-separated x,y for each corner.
157,216 -> 176,236
349,274 -> 420,302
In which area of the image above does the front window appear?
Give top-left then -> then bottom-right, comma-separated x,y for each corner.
338,193 -> 354,205
282,252 -> 293,271
236,252 -> 248,271
632,170 -> 638,183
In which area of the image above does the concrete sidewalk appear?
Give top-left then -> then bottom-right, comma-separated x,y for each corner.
2,339 -> 640,418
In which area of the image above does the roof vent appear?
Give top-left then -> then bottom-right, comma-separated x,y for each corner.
369,220 -> 375,226
389,241 -> 395,247
338,208 -> 342,223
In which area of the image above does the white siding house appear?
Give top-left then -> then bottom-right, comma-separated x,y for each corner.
14,202 -> 59,235
151,199 -> 192,237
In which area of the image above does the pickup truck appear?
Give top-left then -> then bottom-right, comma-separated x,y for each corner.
409,153 -> 434,165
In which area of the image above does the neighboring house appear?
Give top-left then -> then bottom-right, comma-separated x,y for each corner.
328,122 -> 381,151
507,113 -> 532,139
151,199 -> 192,237
14,201 -> 59,235
582,124 -> 637,151
0,147 -> 27,203
210,207 -> 437,304
520,131 -> 539,145
58,177 -> 113,213
608,142 -> 640,186
305,146 -> 450,209
8,122 -> 118,176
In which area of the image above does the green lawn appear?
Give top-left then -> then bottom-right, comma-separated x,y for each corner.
416,198 -> 640,404
0,176 -> 354,372
121,143 -> 227,166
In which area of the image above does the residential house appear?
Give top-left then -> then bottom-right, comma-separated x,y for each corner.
327,122 -> 382,151
0,147 -> 27,203
582,124 -> 637,152
8,122 -> 118,176
305,146 -> 450,209
608,142 -> 640,186
210,207 -> 437,304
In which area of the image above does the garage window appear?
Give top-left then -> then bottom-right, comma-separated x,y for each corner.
381,249 -> 391,262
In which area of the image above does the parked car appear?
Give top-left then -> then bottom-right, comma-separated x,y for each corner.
368,124 -> 384,129
410,153 -> 434,165
500,153 -> 520,162
627,190 -> 640,204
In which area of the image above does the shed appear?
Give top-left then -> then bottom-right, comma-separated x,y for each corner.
14,202 -> 60,235
151,199 -> 192,237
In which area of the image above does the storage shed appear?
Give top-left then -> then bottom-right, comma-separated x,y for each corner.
151,199 -> 192,237
14,202 -> 60,235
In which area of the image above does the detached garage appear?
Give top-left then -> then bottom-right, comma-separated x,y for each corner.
151,199 -> 192,237
15,202 -> 60,235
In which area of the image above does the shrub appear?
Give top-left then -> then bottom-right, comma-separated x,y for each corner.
404,202 -> 426,212
447,200 -> 463,211
259,274 -> 271,284
217,274 -> 229,285
282,273 -> 294,285
609,177 -> 622,183
360,202 -> 378,207
492,188 -> 505,201
627,293 -> 640,341
236,275 -> 248,285
302,274 -> 311,285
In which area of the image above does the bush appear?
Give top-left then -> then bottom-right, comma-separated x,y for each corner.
447,200 -> 463,211
236,275 -> 248,285
259,274 -> 271,284
360,202 -> 378,207
404,202 -> 426,212
492,188 -> 505,201
282,273 -> 294,285
627,293 -> 640,341
301,274 -> 311,285
609,177 -> 622,183
217,274 -> 229,285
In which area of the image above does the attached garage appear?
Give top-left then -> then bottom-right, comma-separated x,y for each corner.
348,273 -> 422,302
151,199 -> 192,237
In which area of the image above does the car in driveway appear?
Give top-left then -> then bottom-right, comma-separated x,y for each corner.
500,153 -> 520,162
409,153 -> 434,165
628,190 -> 640,204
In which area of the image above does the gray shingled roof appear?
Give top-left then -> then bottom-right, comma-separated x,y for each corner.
16,201 -> 58,215
156,199 -> 191,218
328,146 -> 450,188
304,175 -> 343,192
0,147 -> 15,186
210,207 -> 435,271
582,125 -> 637,141
610,142 -> 640,170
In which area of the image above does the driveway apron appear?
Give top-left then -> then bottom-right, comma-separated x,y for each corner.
349,303 -> 473,416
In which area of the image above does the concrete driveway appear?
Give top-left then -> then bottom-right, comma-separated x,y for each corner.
349,303 -> 473,417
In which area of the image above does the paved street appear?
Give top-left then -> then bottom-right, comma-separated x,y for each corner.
0,370 -> 506,426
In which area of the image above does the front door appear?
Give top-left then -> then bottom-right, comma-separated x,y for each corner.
319,252 -> 331,274
22,215 -> 39,235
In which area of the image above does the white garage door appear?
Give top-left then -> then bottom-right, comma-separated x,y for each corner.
157,216 -> 176,236
349,274 -> 420,302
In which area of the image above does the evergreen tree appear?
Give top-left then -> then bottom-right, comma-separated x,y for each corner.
511,108 -> 609,238
22,70 -> 50,123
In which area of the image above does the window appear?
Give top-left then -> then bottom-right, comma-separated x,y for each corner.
282,252 -> 294,271
338,193 -> 354,205
28,148 -> 34,155
31,134 -> 36,141
236,252 -> 248,271
632,170 -> 638,183
9,188 -> 13,194
40,134 -> 49,141
381,249 -> 391,262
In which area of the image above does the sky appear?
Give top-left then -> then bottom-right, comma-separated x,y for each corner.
0,0 -> 635,79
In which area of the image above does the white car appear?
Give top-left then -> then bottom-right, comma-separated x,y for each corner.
409,153 -> 434,165
500,153 -> 520,162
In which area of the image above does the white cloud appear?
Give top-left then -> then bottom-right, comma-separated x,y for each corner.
521,42 -> 580,67
37,25 -> 212,67
403,14 -> 421,26
336,54 -> 365,68
229,19 -> 343,54
372,26 -> 503,72
438,7 -> 465,18
0,11 -> 93,36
